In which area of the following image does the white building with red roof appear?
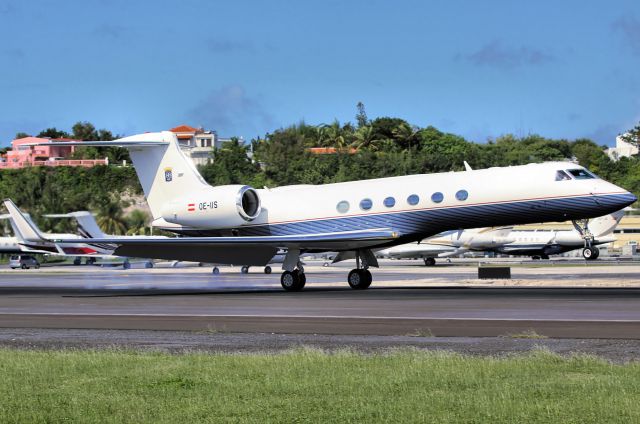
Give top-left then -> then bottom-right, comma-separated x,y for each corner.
169,125 -> 238,166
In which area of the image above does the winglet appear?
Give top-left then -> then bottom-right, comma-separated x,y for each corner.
464,161 -> 473,171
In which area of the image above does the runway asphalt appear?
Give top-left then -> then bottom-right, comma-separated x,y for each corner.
1,259 -> 640,340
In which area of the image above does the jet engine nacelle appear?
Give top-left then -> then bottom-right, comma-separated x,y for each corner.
160,185 -> 261,228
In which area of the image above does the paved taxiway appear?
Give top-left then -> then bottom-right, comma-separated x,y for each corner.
1,260 -> 640,339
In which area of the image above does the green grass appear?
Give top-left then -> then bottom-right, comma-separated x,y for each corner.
1,348 -> 639,423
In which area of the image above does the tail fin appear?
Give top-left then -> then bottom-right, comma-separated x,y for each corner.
2,199 -> 48,242
588,209 -> 625,238
45,211 -> 106,238
23,131 -> 210,221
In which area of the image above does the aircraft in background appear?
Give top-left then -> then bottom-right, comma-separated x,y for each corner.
485,210 -> 624,260
2,200 -> 152,269
28,131 -> 636,291
376,227 -> 514,266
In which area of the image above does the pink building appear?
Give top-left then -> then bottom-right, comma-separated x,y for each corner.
0,137 -> 108,169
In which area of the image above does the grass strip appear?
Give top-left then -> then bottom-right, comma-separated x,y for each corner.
0,347 -> 639,423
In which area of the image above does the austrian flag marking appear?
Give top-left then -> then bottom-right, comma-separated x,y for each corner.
187,203 -> 195,212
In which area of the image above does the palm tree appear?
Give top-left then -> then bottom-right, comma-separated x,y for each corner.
126,209 -> 149,235
352,125 -> 382,151
95,196 -> 128,235
392,123 -> 421,149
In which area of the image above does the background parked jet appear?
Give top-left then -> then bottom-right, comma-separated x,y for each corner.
376,227 -> 514,266
378,210 -> 623,264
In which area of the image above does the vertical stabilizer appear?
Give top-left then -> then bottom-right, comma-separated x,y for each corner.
588,210 -> 625,238
115,131 -> 209,220
2,199 -> 47,242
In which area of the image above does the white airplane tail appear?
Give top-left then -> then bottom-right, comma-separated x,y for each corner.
2,199 -> 46,242
588,210 -> 625,238
120,132 -> 209,220
45,211 -> 106,238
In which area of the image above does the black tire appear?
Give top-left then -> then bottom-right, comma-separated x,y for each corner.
123,261 -> 131,270
281,270 -> 303,291
145,261 -> 153,269
241,266 -> 249,274
264,266 -> 272,274
541,254 -> 550,260
212,267 -> 220,275
532,256 -> 541,260
348,269 -> 372,290
73,258 -> 81,266
297,270 -> 306,289
583,247 -> 596,260
21,264 -> 27,270
424,258 -> 436,266
588,247 -> 600,260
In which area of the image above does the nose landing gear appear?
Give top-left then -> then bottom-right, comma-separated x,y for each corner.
572,218 -> 600,261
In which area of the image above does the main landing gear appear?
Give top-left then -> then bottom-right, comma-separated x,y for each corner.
572,218 -> 600,261
279,248 -> 378,291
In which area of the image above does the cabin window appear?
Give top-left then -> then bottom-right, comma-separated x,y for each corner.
455,190 -> 468,201
336,201 -> 350,213
431,192 -> 444,203
555,170 -> 571,181
568,169 -> 595,179
407,194 -> 420,206
383,197 -> 396,208
359,198 -> 373,210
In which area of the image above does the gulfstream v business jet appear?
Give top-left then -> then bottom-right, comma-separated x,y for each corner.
23,131 -> 636,291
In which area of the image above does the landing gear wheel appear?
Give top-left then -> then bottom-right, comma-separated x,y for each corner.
423,257 -> 436,266
145,261 -> 154,269
73,257 -> 81,266
241,266 -> 249,274
281,270 -> 305,291
348,269 -> 372,290
582,247 -> 598,260
541,254 -> 550,260
212,267 -> 220,275
264,266 -> 272,274
123,260 -> 131,270
583,246 -> 599,260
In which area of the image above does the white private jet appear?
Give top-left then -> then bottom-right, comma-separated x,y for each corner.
25,131 -> 636,291
486,209 -> 624,260
378,210 -> 623,264
376,227 -> 514,266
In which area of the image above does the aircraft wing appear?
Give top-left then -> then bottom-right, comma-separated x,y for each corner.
49,229 -> 401,266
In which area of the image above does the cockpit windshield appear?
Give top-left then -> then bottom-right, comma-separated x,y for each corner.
567,169 -> 596,179
555,170 -> 571,181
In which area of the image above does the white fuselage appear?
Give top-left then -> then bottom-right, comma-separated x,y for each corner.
161,162 -> 634,249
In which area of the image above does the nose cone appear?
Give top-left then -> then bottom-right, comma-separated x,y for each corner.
617,191 -> 638,208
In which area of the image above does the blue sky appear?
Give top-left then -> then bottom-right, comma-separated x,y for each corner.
1,0 -> 639,146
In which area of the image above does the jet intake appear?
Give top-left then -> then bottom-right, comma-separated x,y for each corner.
160,185 -> 262,228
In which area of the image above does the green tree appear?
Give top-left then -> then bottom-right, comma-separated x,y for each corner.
37,128 -> 70,139
355,102 -> 368,128
14,132 -> 29,139
199,138 -> 263,186
94,195 -> 128,235
126,209 -> 150,235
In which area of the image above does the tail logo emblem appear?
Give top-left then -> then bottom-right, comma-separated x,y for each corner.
164,168 -> 173,182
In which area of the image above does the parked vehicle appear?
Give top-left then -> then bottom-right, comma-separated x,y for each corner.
9,255 -> 40,269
